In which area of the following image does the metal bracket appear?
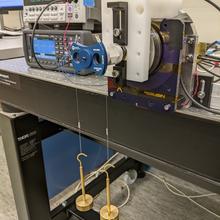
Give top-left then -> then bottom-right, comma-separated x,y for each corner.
113,60 -> 127,87
107,2 -> 128,46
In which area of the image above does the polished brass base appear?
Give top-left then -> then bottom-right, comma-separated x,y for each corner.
76,194 -> 94,212
100,205 -> 119,220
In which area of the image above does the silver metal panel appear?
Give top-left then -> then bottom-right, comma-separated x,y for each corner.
177,107 -> 220,123
0,58 -> 108,95
211,82 -> 220,110
1,58 -> 220,122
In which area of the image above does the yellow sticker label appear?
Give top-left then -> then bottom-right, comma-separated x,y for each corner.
144,91 -> 166,99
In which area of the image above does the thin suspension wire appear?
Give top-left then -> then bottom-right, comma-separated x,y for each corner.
105,96 -> 110,160
75,88 -> 83,153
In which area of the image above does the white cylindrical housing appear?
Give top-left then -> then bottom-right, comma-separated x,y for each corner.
149,0 -> 183,19
107,44 -> 124,66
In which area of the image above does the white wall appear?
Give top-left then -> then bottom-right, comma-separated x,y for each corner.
3,0 -> 220,42
183,0 -> 220,43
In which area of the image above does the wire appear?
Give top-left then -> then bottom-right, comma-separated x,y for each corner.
92,179 -> 131,213
145,171 -> 220,219
214,78 -> 220,83
31,0 -> 62,70
117,180 -> 131,209
197,63 -> 220,78
198,56 -> 220,64
145,171 -> 217,199
75,88 -> 83,153
201,60 -> 215,67
63,17 -> 71,52
206,54 -> 220,62
204,0 -> 220,12
182,65 -> 199,107
207,41 -> 219,50
105,96 -> 110,160
200,60 -> 220,68
180,76 -> 220,115
197,63 -> 215,73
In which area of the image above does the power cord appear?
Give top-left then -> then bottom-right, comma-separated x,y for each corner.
145,171 -> 220,219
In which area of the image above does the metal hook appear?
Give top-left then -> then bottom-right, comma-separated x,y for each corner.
77,153 -> 87,166
75,152 -> 94,212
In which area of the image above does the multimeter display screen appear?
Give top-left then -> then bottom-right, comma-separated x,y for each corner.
34,38 -> 56,60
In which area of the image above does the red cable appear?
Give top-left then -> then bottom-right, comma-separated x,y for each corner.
63,2 -> 74,52
182,65 -> 199,107
193,68 -> 199,97
63,18 -> 71,52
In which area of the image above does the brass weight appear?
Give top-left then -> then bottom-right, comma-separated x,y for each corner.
75,153 -> 94,212
100,164 -> 119,220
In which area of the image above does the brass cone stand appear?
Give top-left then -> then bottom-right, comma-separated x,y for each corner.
100,164 -> 119,220
75,153 -> 94,212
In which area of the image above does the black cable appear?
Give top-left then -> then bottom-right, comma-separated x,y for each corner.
180,77 -> 220,115
207,41 -> 218,49
198,55 -> 220,63
214,78 -> 220,83
205,54 -> 220,61
197,63 -> 220,78
201,60 -> 214,67
204,0 -> 220,12
31,0 -> 63,70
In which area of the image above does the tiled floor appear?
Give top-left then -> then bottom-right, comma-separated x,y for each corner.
0,137 -> 18,220
0,136 -> 220,220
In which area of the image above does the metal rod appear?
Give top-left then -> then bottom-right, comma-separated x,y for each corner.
77,153 -> 88,201
80,165 -> 86,201
106,176 -> 111,216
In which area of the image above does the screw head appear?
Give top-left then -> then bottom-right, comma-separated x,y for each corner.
113,28 -> 121,37
187,38 -> 195,45
62,201 -> 67,207
110,92 -> 115,97
164,104 -> 172,111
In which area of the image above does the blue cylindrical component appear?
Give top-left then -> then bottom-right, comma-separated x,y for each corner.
71,42 -> 108,76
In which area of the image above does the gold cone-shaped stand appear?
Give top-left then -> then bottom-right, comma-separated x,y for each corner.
76,153 -> 94,212
100,164 -> 119,220
100,205 -> 119,220
76,194 -> 93,212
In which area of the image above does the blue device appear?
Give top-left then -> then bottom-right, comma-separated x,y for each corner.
84,0 -> 95,7
0,0 -> 23,10
71,42 -> 108,76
